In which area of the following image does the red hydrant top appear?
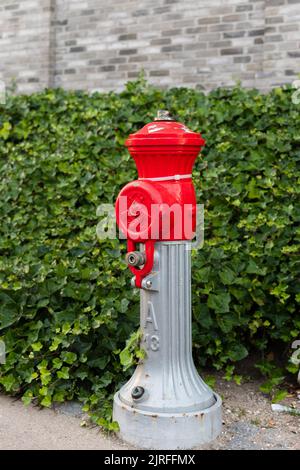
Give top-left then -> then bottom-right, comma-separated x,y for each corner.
116,111 -> 205,287
126,112 -> 205,179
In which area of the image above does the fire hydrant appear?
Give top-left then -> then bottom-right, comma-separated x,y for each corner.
113,110 -> 222,449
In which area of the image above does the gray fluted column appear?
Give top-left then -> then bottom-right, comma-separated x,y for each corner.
113,241 -> 222,449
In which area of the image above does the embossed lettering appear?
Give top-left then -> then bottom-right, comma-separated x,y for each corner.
145,301 -> 158,331
144,334 -> 160,352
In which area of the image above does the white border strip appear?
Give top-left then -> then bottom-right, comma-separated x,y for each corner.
139,174 -> 192,182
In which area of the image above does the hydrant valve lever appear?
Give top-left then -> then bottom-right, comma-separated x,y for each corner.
114,110 -> 222,450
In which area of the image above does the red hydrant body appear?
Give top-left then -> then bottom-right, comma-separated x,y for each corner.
116,114 -> 205,287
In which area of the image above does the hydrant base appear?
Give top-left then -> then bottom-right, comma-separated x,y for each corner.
113,392 -> 222,450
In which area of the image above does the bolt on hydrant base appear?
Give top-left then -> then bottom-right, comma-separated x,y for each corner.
114,111 -> 222,449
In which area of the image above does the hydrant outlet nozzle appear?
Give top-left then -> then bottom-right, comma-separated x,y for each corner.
125,251 -> 145,267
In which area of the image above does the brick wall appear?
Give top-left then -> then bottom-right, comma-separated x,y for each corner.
0,0 -> 54,93
0,0 -> 299,94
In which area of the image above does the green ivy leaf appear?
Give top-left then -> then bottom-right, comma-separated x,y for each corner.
227,344 -> 248,362
207,293 -> 231,313
219,267 -> 236,285
0,293 -> 20,329
57,367 -> 70,380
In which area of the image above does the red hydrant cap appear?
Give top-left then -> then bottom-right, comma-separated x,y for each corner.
126,116 -> 205,148
125,111 -> 205,179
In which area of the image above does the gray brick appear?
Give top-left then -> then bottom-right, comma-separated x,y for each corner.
264,34 -> 283,42
149,70 -> 170,76
129,55 -> 149,62
153,6 -> 171,14
56,20 -> 68,26
127,71 -> 140,78
223,14 -> 247,23
4,4 -> 19,10
224,31 -> 245,38
150,38 -> 171,46
183,42 -> 207,51
265,27 -> 277,34
70,46 -> 86,53
111,27 -> 127,34
133,10 -> 148,17
164,14 -> 182,21
235,22 -> 252,30
162,29 -> 181,37
248,45 -> 265,54
248,29 -> 265,37
65,40 -> 77,46
198,17 -> 220,25
234,56 -> 251,63
173,19 -> 198,28
279,24 -> 299,32
161,45 -> 182,52
185,27 -> 207,34
236,5 -> 253,12
12,9 -> 29,16
265,0 -> 284,5
266,16 -> 283,24
109,57 -> 127,64
99,65 -> 115,72
119,49 -> 137,55
81,9 -> 95,15
212,6 -> 234,15
288,51 -> 300,57
210,40 -> 231,48
209,24 -> 233,32
88,59 -> 103,66
119,64 -> 137,72
119,34 -> 137,41
221,47 -> 243,55
196,32 -> 221,41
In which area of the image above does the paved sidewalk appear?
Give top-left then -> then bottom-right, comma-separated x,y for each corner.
0,394 -> 130,450
0,374 -> 299,450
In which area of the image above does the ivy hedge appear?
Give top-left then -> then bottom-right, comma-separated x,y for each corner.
0,79 -> 299,428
